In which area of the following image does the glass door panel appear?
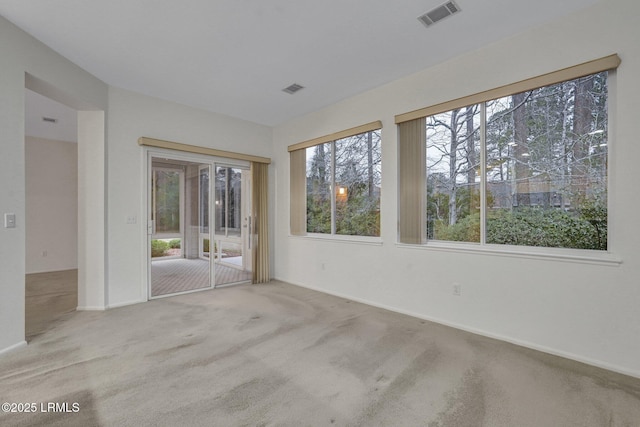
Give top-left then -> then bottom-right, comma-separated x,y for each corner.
149,156 -> 212,297
214,165 -> 252,286
199,166 -> 210,260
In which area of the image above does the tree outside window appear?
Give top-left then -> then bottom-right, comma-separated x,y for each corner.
306,130 -> 382,237
426,72 -> 608,250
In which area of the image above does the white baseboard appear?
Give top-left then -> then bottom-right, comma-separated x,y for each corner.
76,305 -> 106,311
107,299 -> 146,309
0,340 -> 27,356
276,277 -> 640,380
26,267 -> 78,275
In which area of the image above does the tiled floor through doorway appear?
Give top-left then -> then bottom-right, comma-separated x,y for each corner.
151,258 -> 251,297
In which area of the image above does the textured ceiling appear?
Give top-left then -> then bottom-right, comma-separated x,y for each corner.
1,0 -> 599,126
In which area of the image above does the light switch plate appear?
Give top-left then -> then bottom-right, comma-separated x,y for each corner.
4,213 -> 16,228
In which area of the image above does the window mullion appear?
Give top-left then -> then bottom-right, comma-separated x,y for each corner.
331,141 -> 337,235
480,102 -> 487,245
225,168 -> 229,237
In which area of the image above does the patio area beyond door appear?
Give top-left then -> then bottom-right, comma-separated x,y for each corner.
148,154 -> 252,298
212,165 -> 252,285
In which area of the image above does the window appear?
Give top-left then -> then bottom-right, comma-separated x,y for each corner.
152,168 -> 183,235
289,122 -> 382,237
397,55 -> 619,251
215,166 -> 243,237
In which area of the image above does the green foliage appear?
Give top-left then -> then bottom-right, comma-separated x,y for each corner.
579,197 -> 608,249
431,197 -> 607,250
485,206 -> 606,250
427,187 -> 488,241
307,195 -> 331,233
203,238 -> 210,253
435,213 -> 480,242
336,186 -> 380,237
151,239 -> 169,257
154,171 -> 181,233
168,239 -> 181,249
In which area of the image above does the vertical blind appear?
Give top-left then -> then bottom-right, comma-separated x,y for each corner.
289,149 -> 307,236
398,118 -> 426,244
251,162 -> 270,283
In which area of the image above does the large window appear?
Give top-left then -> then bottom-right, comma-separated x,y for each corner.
398,55 -> 619,251
290,122 -> 382,237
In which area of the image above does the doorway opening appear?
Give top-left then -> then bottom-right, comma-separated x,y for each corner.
148,154 -> 252,298
24,87 -> 79,339
212,165 -> 253,285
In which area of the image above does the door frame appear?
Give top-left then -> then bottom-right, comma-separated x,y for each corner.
142,147 -> 250,300
213,164 -> 251,272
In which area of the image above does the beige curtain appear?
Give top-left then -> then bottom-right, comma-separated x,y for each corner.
289,149 -> 307,236
251,162 -> 270,283
398,118 -> 426,244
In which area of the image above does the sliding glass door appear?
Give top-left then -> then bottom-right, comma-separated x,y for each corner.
147,153 -> 252,298
149,156 -> 212,297
213,165 -> 252,286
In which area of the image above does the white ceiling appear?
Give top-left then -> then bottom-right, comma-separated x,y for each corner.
2,0 -> 599,126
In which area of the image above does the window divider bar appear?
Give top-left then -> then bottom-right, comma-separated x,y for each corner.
479,102 -> 487,245
330,141 -> 337,235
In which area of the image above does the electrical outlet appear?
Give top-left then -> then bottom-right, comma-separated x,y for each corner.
126,215 -> 137,224
452,282 -> 461,296
4,213 -> 16,228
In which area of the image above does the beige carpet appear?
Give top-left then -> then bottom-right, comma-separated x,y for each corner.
2,281 -> 640,426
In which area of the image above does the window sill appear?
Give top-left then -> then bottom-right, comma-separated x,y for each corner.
289,233 -> 383,246
395,241 -> 622,266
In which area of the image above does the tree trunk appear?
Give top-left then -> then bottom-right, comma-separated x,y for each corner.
466,106 -> 476,185
449,109 -> 459,225
572,76 -> 595,203
512,92 -> 530,207
367,131 -> 374,198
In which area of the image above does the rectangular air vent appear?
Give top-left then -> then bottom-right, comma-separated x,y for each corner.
282,83 -> 305,95
418,1 -> 461,27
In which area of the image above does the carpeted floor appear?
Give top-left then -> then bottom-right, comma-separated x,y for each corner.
2,281 -> 640,426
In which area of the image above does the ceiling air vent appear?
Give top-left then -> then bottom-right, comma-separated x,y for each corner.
418,1 -> 461,27
282,83 -> 305,95
42,117 -> 57,123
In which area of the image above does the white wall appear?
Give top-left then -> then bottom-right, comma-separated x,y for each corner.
272,0 -> 640,377
25,137 -> 78,274
105,87 -> 273,307
0,16 -> 108,353
77,111 -> 107,310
